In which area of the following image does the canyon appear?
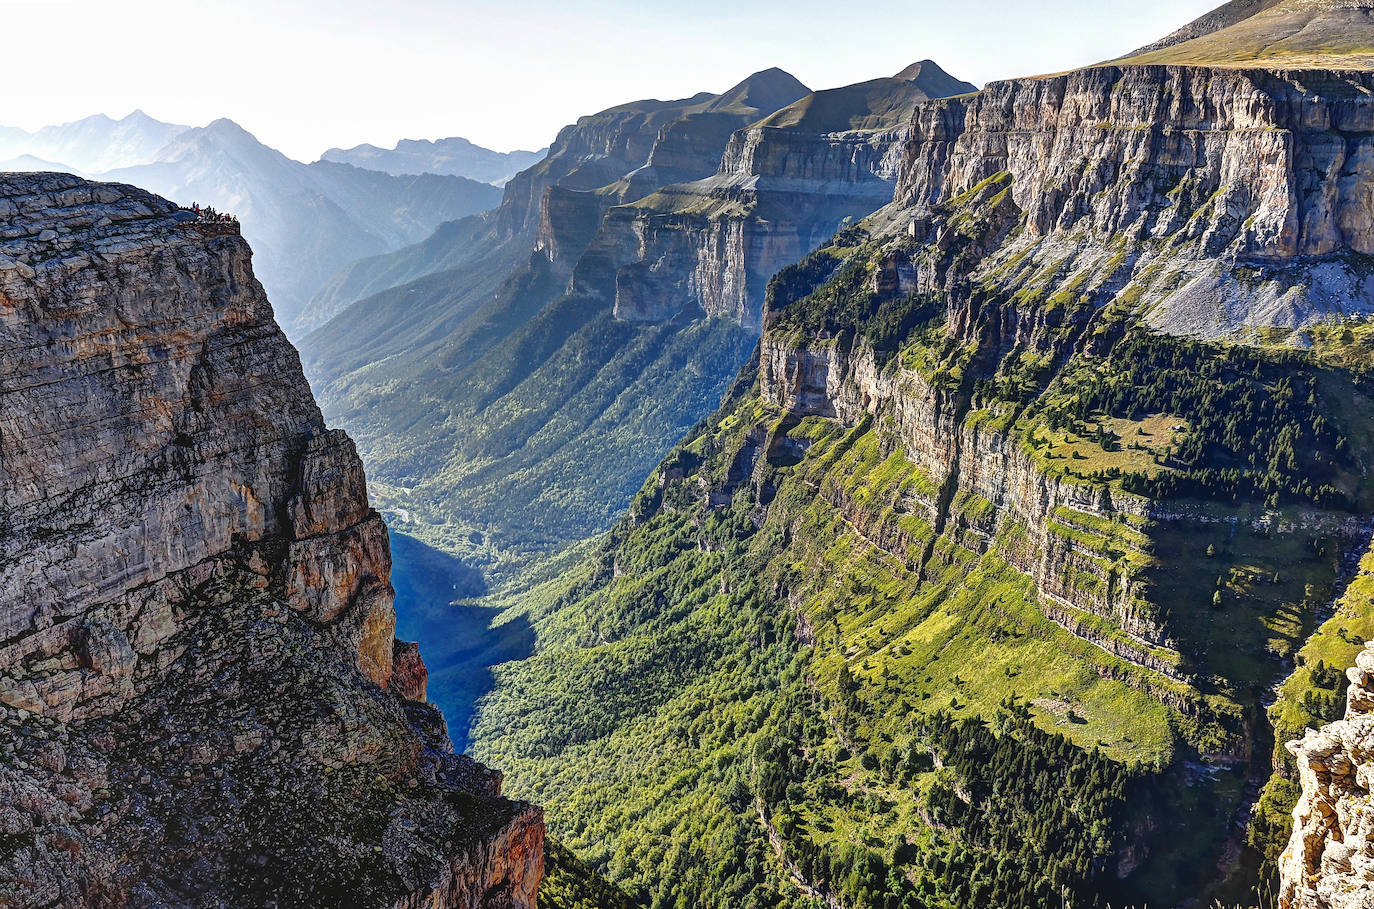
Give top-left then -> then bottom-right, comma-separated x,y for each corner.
297,61 -> 976,585
8,0 -> 1374,905
459,3 -> 1374,907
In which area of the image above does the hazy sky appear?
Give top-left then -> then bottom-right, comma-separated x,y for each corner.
4,0 -> 1223,161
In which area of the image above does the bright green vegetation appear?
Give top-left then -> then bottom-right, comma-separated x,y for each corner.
473,411 -> 1173,907
1027,412 -> 1185,481
540,839 -> 640,909
468,166 -> 1374,908
471,374 -> 1239,906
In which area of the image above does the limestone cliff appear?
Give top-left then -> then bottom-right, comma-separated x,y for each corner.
1279,643 -> 1374,908
506,67 -> 810,268
896,64 -> 1374,338
0,173 -> 542,908
745,55 -> 1374,758
577,62 -> 976,330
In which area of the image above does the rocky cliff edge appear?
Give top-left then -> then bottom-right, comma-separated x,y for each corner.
1281,642 -> 1374,908
0,173 -> 542,908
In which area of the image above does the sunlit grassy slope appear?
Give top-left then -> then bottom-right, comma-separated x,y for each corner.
1115,0 -> 1374,69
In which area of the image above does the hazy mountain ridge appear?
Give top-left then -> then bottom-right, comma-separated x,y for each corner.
322,136 -> 548,185
100,118 -> 502,326
0,110 -> 189,174
0,111 -> 503,329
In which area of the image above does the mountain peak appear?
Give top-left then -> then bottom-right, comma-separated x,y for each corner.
63,113 -> 115,128
199,118 -> 265,148
893,59 -> 978,97
205,116 -> 250,134
893,59 -> 938,80
709,67 -> 810,116
755,61 -> 975,134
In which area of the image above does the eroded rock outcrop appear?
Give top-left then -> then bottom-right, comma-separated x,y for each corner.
0,173 -> 542,908
1280,644 -> 1374,908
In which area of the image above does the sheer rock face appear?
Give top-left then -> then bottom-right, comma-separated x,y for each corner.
895,65 -> 1374,338
505,70 -> 808,257
586,71 -> 974,332
752,63 -> 1374,713
897,65 -> 1374,256
1280,644 -> 1374,908
595,121 -> 912,330
0,173 -> 542,908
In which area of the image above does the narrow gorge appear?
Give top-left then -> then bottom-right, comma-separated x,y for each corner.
297,62 -> 976,582
11,1 -> 1374,906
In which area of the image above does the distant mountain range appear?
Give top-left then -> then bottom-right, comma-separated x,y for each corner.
0,112 -> 516,328
0,110 -> 188,173
321,137 -> 547,185
98,118 -> 502,326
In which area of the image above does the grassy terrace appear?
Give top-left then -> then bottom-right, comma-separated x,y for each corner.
766,407 -> 1183,762
1022,412 -> 1187,483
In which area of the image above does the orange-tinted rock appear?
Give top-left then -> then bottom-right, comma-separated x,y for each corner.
391,640 -> 429,702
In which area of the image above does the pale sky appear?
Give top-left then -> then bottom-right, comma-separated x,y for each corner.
3,0 -> 1223,162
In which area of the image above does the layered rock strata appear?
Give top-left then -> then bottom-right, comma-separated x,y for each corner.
753,61 -> 1374,700
759,332 -> 1171,663
0,173 -> 541,908
504,68 -> 810,271
896,64 -> 1374,338
580,63 -> 976,330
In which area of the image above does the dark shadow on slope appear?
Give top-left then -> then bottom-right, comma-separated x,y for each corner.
388,530 -> 534,752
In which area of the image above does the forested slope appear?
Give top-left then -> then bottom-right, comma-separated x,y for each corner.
469,56 -> 1374,908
